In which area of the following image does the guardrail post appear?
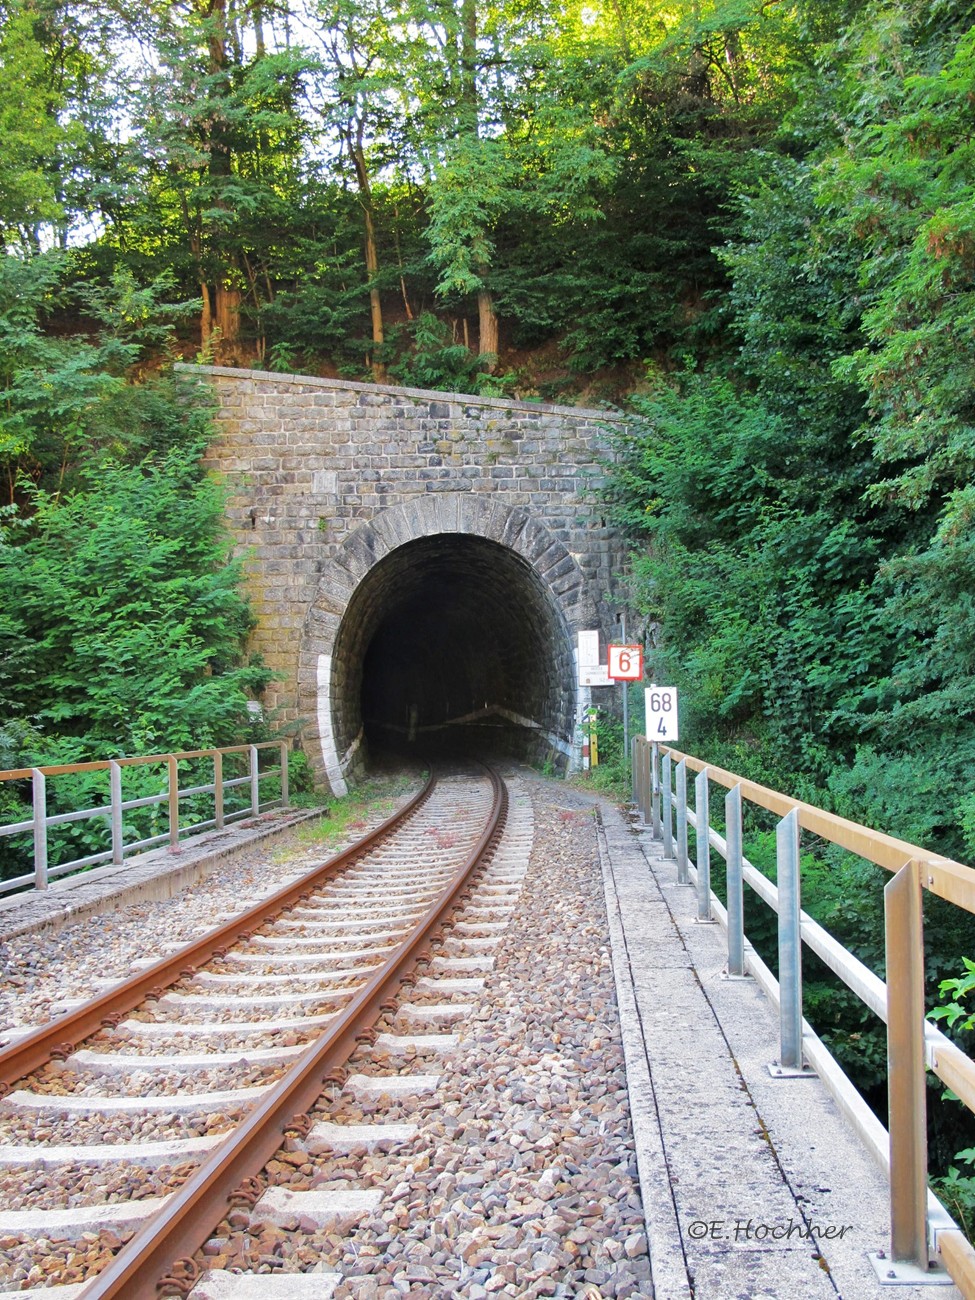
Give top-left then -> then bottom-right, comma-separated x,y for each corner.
167,755 -> 179,849
695,768 -> 712,920
661,752 -> 674,858
32,769 -> 48,890
776,809 -> 803,1070
651,742 -> 661,839
280,742 -> 289,807
213,750 -> 224,829
631,737 -> 639,806
249,745 -> 260,816
109,761 -> 123,865
726,784 -> 745,976
676,759 -> 689,884
885,860 -> 929,1270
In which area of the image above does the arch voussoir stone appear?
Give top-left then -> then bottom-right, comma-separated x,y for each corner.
301,495 -> 597,791
428,494 -> 458,534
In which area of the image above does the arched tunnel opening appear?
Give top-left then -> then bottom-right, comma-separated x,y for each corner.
329,534 -> 576,770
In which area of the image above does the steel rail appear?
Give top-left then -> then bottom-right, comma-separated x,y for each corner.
75,763 -> 508,1300
0,771 -> 436,1093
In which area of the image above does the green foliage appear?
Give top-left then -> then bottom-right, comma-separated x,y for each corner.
0,252 -> 202,500
385,312 -> 512,395
598,8 -> 975,1198
0,0 -> 70,247
604,371 -> 894,788
929,961 -> 975,1222
425,136 -> 516,298
0,447 -> 269,757
933,1160 -> 975,1243
930,959 -> 975,1035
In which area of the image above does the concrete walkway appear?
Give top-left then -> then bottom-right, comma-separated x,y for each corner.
596,797 -> 960,1300
0,807 -> 320,942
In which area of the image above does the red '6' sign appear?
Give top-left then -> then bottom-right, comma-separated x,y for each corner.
608,644 -> 643,680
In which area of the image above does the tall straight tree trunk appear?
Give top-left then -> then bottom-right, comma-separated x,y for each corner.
200,280 -> 213,344
203,0 -> 241,357
460,0 -> 497,372
350,123 -> 386,383
477,288 -> 498,369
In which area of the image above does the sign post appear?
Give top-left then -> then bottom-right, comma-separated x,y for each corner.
622,617 -> 629,776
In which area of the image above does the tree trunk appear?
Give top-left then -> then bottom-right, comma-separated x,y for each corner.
350,126 -> 386,382
478,288 -> 498,370
460,0 -> 478,122
201,0 -> 242,354
393,214 -> 414,321
362,202 -> 385,382
215,283 -> 242,345
200,281 -> 213,345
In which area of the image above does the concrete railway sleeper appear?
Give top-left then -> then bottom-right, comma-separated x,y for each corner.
0,765 -> 515,1298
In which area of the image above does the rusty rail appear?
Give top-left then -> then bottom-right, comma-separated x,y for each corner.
0,770 -> 435,1093
75,763 -> 507,1299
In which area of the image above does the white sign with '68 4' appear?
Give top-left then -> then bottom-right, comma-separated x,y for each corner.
645,686 -> 679,742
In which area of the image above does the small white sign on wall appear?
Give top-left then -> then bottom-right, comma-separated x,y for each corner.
580,664 -> 612,688
645,685 -> 679,742
578,630 -> 600,668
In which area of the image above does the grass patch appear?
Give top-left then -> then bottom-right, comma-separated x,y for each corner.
274,770 -> 423,860
566,759 -> 632,802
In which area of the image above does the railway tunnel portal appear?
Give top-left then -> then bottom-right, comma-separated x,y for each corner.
191,365 -> 631,791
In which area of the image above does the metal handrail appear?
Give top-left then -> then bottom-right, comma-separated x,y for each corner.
633,736 -> 975,1294
0,741 -> 290,896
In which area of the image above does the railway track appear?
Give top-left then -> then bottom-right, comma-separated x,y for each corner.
0,763 -> 534,1299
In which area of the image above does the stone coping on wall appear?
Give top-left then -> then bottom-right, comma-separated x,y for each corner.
175,363 -> 626,422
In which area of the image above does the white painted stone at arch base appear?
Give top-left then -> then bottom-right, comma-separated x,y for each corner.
317,652 -> 348,796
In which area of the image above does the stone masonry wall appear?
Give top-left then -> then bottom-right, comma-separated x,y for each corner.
187,365 -> 629,777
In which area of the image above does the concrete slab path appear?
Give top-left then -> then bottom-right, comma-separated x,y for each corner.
596,796 -> 960,1300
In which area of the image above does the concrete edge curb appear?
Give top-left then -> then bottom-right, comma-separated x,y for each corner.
595,802 -> 693,1300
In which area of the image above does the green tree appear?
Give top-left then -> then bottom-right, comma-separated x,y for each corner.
0,443 -> 269,756
107,0 -> 309,358
0,252 -> 198,502
0,1 -> 67,249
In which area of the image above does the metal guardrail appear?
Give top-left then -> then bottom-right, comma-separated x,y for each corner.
632,737 -> 975,1294
0,742 -> 290,896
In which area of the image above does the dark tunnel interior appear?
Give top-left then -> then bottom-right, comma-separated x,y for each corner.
332,534 -> 573,766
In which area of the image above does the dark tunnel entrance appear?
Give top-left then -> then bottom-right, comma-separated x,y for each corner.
331,534 -> 575,768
